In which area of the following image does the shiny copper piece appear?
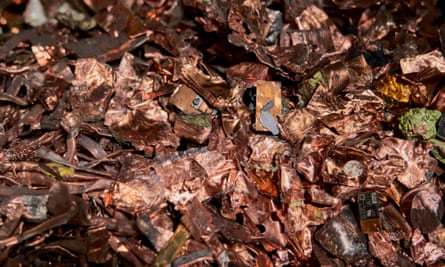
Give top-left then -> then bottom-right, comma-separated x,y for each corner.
306,185 -> 339,206
243,165 -> 279,199
169,84 -> 213,115
288,227 -> 312,260
401,183 -> 444,233
372,137 -> 436,189
295,133 -> 333,183
367,231 -> 398,267
383,182 -> 406,207
248,135 -> 285,168
226,62 -> 269,86
279,151 -> 305,204
429,226 -> 445,248
72,58 -> 113,91
102,176 -> 165,215
178,63 -> 229,112
173,114 -> 212,144
181,198 -> 218,242
411,228 -> 445,265
70,58 -> 114,121
357,5 -> 395,43
380,203 -> 412,241
278,108 -> 317,144
400,50 -> 445,76
254,80 -> 281,135
321,146 -> 370,187
105,98 -> 180,155
282,197 -> 332,233
398,50 -> 445,107
31,45 -> 66,67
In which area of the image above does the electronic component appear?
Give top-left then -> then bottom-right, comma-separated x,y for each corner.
358,192 -> 381,232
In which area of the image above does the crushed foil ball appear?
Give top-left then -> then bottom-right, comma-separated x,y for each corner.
315,206 -> 370,264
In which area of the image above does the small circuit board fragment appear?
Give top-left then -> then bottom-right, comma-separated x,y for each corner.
358,191 -> 381,233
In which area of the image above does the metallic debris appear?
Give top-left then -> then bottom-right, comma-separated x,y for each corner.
315,206 -> 370,264
357,191 -> 381,233
255,80 -> 281,135
0,0 -> 445,266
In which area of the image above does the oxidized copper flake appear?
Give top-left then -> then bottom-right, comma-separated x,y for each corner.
2,0 -> 445,265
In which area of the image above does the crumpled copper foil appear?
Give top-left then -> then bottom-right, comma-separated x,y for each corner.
1,0 -> 445,266
401,182 -> 444,234
411,228 -> 445,265
400,50 -> 445,77
370,137 -> 436,189
367,231 -> 399,266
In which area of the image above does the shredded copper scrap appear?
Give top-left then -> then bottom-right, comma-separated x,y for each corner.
1,0 -> 445,266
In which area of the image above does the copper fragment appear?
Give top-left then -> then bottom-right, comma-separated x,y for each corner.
315,206 -> 370,264
411,228 -> 445,265
380,203 -> 412,241
174,114 -> 212,144
401,183 -> 444,233
169,85 -> 214,115
367,231 -> 399,267
321,146 -> 370,187
400,50 -> 445,76
1,0 -> 445,265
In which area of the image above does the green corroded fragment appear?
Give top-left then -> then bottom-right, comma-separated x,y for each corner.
297,71 -> 325,107
179,114 -> 211,128
399,108 -> 441,140
151,224 -> 190,267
